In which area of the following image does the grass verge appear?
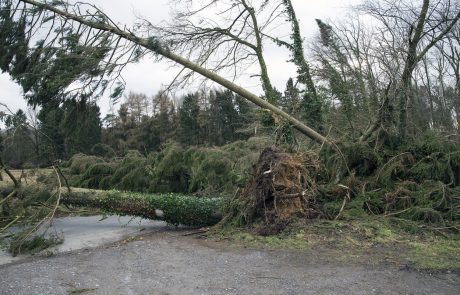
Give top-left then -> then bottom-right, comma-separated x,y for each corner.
209,217 -> 460,271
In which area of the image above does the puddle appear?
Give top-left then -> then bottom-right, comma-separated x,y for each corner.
0,215 -> 168,265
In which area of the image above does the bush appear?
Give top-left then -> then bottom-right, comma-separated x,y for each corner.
90,143 -> 116,159
78,162 -> 116,189
67,153 -> 105,174
64,138 -> 272,198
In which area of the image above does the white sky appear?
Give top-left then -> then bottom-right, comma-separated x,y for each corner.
0,0 -> 361,118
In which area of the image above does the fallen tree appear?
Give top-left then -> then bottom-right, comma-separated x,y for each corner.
1,137 -> 459,252
0,184 -> 222,227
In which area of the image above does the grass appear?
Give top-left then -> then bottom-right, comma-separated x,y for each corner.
221,230 -> 311,249
409,239 -> 460,270
210,217 -> 460,271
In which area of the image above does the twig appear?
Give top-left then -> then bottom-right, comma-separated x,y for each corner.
182,228 -> 209,236
56,164 -> 71,193
0,190 -> 17,206
375,152 -> 410,182
0,215 -> 22,233
335,185 -> 351,220
273,192 -> 302,199
16,164 -> 66,251
427,225 -> 460,231
384,207 -> 411,217
49,166 -> 63,223
331,142 -> 352,176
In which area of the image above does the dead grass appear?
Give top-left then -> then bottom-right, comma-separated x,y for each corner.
1,169 -> 53,185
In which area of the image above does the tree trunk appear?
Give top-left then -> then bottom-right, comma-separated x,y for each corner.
0,184 -> 223,226
456,80 -> 460,134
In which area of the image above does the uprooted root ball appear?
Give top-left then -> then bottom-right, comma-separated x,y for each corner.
229,147 -> 320,234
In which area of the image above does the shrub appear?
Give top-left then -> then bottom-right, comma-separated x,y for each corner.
90,143 -> 116,158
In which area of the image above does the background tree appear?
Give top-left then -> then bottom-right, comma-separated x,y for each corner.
38,102 -> 65,163
359,0 -> 460,140
438,24 -> 460,133
2,109 -> 35,167
178,93 -> 201,146
60,99 -> 102,155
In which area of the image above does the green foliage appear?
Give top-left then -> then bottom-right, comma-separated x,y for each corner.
0,0 -> 112,107
315,133 -> 460,231
63,190 -> 222,226
60,99 -> 102,156
37,102 -> 66,163
90,143 -> 116,159
64,137 -> 271,198
149,142 -> 189,193
1,110 -> 36,168
405,207 -> 444,223
187,148 -> 236,195
78,163 -> 116,189
318,143 -> 381,183
343,144 -> 381,176
67,153 -> 105,175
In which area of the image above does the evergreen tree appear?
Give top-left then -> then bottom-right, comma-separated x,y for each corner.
38,102 -> 65,163
234,94 -> 257,140
2,109 -> 35,167
208,90 -> 240,145
60,99 -> 102,156
281,78 -> 300,114
178,93 -> 200,145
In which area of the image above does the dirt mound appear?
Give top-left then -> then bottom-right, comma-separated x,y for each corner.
236,147 -> 320,234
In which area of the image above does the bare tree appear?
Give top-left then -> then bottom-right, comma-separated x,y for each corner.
360,0 -> 460,140
124,91 -> 150,124
151,0 -> 284,103
438,24 -> 460,132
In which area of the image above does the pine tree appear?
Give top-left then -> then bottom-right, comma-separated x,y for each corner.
60,99 -> 102,156
178,93 -> 200,145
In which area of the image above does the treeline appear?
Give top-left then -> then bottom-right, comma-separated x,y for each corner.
0,89 -> 259,168
102,89 -> 256,154
1,99 -> 101,168
2,64 -> 459,168
1,0 -> 460,167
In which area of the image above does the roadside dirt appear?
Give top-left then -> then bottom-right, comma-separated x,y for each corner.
0,228 -> 458,295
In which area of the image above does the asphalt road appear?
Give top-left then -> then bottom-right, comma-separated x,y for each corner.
1,228 -> 459,295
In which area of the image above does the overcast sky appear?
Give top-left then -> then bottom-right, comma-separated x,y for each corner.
0,0 -> 361,118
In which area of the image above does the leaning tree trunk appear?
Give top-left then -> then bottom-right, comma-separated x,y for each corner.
18,0 -> 331,146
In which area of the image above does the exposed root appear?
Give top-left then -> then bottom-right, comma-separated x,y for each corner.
227,147 -> 320,234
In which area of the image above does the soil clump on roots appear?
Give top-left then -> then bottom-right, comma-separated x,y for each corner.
234,147 -> 320,235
